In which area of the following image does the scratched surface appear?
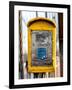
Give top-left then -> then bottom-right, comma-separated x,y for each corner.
31,31 -> 52,66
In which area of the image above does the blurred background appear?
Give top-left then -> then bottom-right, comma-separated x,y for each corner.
19,11 -> 63,79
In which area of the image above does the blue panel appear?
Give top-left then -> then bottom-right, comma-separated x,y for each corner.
37,48 -> 46,60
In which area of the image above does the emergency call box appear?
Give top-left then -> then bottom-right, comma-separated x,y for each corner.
27,18 -> 56,73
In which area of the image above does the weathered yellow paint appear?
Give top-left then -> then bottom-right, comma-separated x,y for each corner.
27,17 -> 56,27
27,17 -> 56,73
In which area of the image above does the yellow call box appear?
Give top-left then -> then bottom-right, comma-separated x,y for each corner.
27,17 -> 56,73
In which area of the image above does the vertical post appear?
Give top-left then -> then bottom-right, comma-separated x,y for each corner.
45,12 -> 47,18
52,13 -> 61,77
19,11 -> 24,79
58,13 -> 63,77
36,11 -> 38,17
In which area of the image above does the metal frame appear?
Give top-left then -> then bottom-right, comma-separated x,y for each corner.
28,18 -> 56,73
